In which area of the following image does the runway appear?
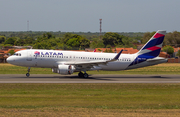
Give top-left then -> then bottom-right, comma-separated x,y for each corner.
0,74 -> 180,83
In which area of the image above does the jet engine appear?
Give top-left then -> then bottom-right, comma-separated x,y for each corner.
52,65 -> 75,75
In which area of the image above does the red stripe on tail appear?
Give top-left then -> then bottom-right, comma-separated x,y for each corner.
147,46 -> 161,51
153,33 -> 165,38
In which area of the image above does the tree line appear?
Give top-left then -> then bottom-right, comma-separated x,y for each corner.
1,31 -> 180,56
0,32 -> 142,50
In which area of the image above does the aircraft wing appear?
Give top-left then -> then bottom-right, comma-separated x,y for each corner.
64,50 -> 123,69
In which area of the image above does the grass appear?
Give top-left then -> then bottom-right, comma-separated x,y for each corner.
0,63 -> 53,74
1,63 -> 180,74
0,83 -> 180,116
1,63 -> 180,116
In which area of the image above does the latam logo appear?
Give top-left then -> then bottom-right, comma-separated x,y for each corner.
34,51 -> 40,55
34,51 -> 63,56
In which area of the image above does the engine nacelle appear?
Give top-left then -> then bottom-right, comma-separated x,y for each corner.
52,65 -> 75,75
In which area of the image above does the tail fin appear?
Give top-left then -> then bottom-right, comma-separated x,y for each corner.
137,30 -> 166,59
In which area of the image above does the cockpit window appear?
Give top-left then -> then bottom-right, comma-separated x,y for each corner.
13,53 -> 18,56
13,53 -> 21,56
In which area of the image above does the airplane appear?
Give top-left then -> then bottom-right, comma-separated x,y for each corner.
7,30 -> 167,78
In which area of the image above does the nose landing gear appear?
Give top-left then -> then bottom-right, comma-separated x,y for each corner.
26,67 -> 31,77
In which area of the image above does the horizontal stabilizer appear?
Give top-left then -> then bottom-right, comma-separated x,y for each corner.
146,57 -> 167,62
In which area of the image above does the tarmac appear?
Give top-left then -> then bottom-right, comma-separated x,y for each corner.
0,74 -> 180,83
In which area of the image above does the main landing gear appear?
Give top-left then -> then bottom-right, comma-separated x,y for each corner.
78,71 -> 89,78
26,67 -> 31,77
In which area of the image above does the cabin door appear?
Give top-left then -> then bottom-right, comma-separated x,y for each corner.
27,51 -> 32,61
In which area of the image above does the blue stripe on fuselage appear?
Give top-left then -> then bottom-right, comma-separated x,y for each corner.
129,49 -> 161,66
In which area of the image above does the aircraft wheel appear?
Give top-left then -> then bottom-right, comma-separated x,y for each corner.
26,73 -> 30,77
84,73 -> 89,78
78,72 -> 84,78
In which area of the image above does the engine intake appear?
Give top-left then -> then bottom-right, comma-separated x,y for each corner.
52,65 -> 75,75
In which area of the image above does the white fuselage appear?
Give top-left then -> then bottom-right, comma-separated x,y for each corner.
7,49 -> 167,72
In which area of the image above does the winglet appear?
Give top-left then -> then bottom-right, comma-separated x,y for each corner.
114,49 -> 123,60
108,49 -> 123,62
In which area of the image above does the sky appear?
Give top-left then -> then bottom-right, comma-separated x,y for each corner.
0,0 -> 180,32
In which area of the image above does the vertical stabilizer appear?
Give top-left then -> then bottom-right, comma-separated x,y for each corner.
128,30 -> 166,67
137,30 -> 166,59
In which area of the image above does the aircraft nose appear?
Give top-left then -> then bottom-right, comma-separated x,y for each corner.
7,57 -> 14,64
